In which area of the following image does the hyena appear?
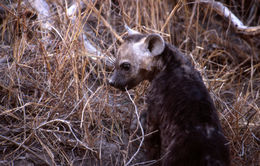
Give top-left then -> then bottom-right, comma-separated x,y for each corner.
109,30 -> 230,166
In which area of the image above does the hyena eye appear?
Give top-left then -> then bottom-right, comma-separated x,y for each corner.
120,62 -> 131,71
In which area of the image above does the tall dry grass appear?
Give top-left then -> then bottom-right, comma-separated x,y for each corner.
0,0 -> 259,166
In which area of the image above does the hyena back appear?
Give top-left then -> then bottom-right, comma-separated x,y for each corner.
109,33 -> 230,166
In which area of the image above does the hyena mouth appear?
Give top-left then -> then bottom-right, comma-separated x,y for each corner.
108,80 -> 127,91
114,84 -> 134,91
114,85 -> 128,91
109,79 -> 136,91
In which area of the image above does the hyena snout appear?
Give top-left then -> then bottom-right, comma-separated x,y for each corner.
108,71 -> 141,90
108,78 -> 115,86
108,71 -> 127,90
108,73 -> 116,87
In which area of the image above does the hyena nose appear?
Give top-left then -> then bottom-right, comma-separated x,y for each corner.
108,78 -> 115,86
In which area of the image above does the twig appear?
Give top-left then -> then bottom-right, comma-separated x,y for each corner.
160,0 -> 181,32
0,102 -> 34,116
0,134 -> 50,165
130,160 -> 157,166
36,119 -> 96,153
80,86 -> 102,128
129,130 -> 158,143
124,88 -> 145,166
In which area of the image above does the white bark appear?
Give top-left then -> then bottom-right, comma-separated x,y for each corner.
199,0 -> 260,35
124,24 -> 140,35
67,1 -> 114,67
28,0 -> 52,30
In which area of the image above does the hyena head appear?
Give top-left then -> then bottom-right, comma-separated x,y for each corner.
108,33 -> 165,90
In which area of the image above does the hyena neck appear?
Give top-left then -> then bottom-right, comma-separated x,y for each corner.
162,44 -> 189,67
152,43 -> 190,76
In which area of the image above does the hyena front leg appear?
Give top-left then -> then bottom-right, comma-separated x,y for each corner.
143,110 -> 161,166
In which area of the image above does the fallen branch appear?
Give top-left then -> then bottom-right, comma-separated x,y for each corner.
27,0 -> 52,30
66,1 -> 114,67
199,0 -> 260,35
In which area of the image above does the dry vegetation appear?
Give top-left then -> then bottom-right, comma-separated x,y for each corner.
0,0 -> 259,166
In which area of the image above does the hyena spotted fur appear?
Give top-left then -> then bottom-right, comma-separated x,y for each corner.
109,32 -> 230,166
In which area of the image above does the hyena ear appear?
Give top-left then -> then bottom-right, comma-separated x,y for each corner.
144,34 -> 165,56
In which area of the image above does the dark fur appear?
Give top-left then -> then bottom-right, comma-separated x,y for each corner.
144,44 -> 230,166
110,34 -> 230,166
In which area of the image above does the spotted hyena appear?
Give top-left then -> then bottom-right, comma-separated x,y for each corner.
109,30 -> 230,166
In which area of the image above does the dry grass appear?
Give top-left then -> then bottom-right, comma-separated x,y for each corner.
0,0 -> 259,166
